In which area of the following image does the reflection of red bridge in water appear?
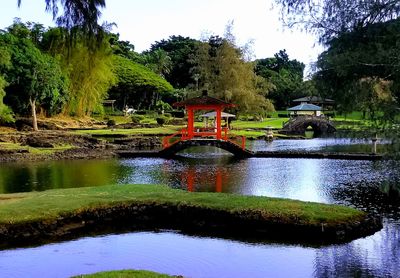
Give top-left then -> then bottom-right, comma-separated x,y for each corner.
160,94 -> 253,158
182,167 -> 226,192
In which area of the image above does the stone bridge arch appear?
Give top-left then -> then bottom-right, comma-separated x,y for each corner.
281,116 -> 336,135
159,139 -> 254,158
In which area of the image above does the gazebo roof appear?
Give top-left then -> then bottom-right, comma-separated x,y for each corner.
174,95 -> 235,108
288,103 -> 322,111
200,111 -> 236,118
293,96 -> 334,104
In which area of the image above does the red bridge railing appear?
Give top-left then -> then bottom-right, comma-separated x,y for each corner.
162,128 -> 246,150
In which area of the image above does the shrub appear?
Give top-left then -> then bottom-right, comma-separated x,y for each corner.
156,117 -> 166,125
106,119 -> 116,127
278,113 -> 289,118
169,111 -> 185,118
136,110 -> 147,115
132,114 -> 145,124
163,113 -> 172,119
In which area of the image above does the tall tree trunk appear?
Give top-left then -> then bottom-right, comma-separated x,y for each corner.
29,97 -> 38,131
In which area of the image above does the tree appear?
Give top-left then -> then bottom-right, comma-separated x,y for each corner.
0,47 -> 14,124
142,49 -> 172,78
274,0 -> 400,43
255,50 -> 305,109
149,36 -> 199,88
192,30 -> 274,114
314,19 -> 400,120
108,56 -> 174,110
1,33 -> 68,130
18,0 -> 106,40
39,25 -> 116,116
108,33 -> 142,62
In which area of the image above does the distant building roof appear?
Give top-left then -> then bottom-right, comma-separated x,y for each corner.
293,96 -> 334,104
174,95 -> 235,108
288,103 -> 322,111
200,111 -> 236,118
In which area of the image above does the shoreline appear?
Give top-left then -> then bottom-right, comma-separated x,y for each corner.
0,130 -> 385,162
0,184 -> 382,249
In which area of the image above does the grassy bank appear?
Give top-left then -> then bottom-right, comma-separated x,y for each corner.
0,184 -> 364,226
0,142 -> 73,155
73,270 -> 174,278
0,185 -> 381,245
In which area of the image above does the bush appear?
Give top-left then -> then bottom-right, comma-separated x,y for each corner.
168,111 -> 185,118
106,119 -> 116,127
135,110 -> 147,115
278,113 -> 289,118
132,114 -> 145,124
163,113 -> 172,119
156,117 -> 166,125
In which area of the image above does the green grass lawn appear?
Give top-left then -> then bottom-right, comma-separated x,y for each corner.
0,184 -> 365,226
0,142 -> 73,154
72,270 -> 174,278
73,127 -> 182,136
232,118 -> 288,129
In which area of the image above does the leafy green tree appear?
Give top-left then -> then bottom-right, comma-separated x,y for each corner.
274,0 -> 400,43
108,55 -> 174,110
0,47 -> 14,124
142,49 -> 172,78
255,50 -> 305,109
18,0 -> 106,40
108,33 -> 143,62
315,19 -> 400,120
149,36 -> 199,88
39,26 -> 116,116
192,31 -> 274,114
0,33 -> 68,130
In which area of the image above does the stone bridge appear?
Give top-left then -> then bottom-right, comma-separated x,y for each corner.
281,116 -> 336,135
159,139 -> 254,158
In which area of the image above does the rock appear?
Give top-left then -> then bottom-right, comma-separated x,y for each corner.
26,137 -> 54,148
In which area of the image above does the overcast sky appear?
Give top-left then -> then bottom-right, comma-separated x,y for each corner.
0,0 -> 324,75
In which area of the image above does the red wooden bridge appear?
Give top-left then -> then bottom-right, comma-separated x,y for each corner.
160,94 -> 253,158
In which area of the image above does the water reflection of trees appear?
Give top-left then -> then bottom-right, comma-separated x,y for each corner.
0,160 -> 128,193
324,163 -> 400,278
314,222 -> 400,277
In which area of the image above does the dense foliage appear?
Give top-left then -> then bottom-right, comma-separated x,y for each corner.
255,50 -> 305,109
108,56 -> 173,110
0,47 -> 14,123
274,0 -> 400,43
275,0 -> 400,122
192,34 -> 274,114
0,28 -> 68,130
315,19 -> 400,121
149,36 -> 199,88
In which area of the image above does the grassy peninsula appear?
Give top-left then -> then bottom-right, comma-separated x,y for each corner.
0,184 -> 363,225
0,184 -> 381,245
73,270 -> 174,278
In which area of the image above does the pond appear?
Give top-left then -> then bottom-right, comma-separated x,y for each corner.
0,138 -> 399,277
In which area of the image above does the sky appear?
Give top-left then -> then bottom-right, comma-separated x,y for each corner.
0,0 -> 324,75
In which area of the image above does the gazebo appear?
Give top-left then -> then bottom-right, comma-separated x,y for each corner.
287,103 -> 323,117
200,111 -> 236,129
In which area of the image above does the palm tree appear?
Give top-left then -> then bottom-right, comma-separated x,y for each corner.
17,0 -> 106,37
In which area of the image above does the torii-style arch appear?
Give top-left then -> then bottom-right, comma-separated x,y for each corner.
162,93 -> 251,157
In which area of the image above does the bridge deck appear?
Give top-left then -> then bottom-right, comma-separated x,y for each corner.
116,144 -> 383,161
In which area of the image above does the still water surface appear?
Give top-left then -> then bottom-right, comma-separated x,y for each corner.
0,138 -> 399,277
